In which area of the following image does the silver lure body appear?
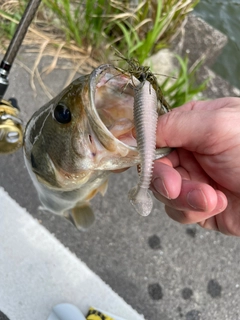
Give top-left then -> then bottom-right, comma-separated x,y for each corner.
128,80 -> 158,216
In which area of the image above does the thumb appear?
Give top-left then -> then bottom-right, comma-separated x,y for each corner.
156,98 -> 239,153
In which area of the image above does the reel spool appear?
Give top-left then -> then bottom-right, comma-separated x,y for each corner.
0,100 -> 23,154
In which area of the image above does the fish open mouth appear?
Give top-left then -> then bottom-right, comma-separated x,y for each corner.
92,65 -> 138,147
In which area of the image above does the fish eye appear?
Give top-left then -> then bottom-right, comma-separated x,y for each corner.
54,103 -> 71,124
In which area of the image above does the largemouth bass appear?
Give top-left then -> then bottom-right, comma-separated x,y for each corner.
24,64 -> 171,229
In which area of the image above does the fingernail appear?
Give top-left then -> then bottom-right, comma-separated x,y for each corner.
152,178 -> 170,199
187,189 -> 207,211
217,192 -> 226,212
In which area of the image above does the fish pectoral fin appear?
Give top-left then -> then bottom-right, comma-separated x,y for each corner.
71,203 -> 95,230
98,179 -> 109,196
155,147 -> 172,159
85,180 -> 109,200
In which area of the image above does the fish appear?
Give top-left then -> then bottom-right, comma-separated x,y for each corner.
23,64 -> 171,230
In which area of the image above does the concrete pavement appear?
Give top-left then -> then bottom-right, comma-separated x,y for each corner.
1,18 -> 240,319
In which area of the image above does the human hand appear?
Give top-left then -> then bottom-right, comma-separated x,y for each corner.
150,97 -> 240,236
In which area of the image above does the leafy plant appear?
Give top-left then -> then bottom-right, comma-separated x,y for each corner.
161,55 -> 209,108
0,0 -> 205,106
42,0 -> 83,46
0,0 -> 26,46
0,0 -> 199,56
112,0 -> 200,63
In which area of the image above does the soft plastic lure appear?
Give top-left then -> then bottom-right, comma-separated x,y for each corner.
128,79 -> 158,216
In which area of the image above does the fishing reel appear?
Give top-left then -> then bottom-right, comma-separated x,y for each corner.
0,99 -> 23,154
0,0 -> 42,154
0,61 -> 23,154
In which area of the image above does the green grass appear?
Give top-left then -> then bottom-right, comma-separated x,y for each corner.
112,0 -> 200,63
161,55 -> 209,108
42,0 -> 83,46
0,0 -> 199,58
0,0 -> 206,107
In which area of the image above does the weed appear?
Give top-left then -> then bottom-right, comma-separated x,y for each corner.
113,48 -> 171,111
113,0 -> 200,63
0,0 -> 205,105
161,55 -> 209,108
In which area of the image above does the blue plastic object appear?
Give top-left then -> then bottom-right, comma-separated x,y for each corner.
47,303 -> 86,320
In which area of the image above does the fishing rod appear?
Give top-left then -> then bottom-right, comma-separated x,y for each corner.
0,0 -> 42,154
